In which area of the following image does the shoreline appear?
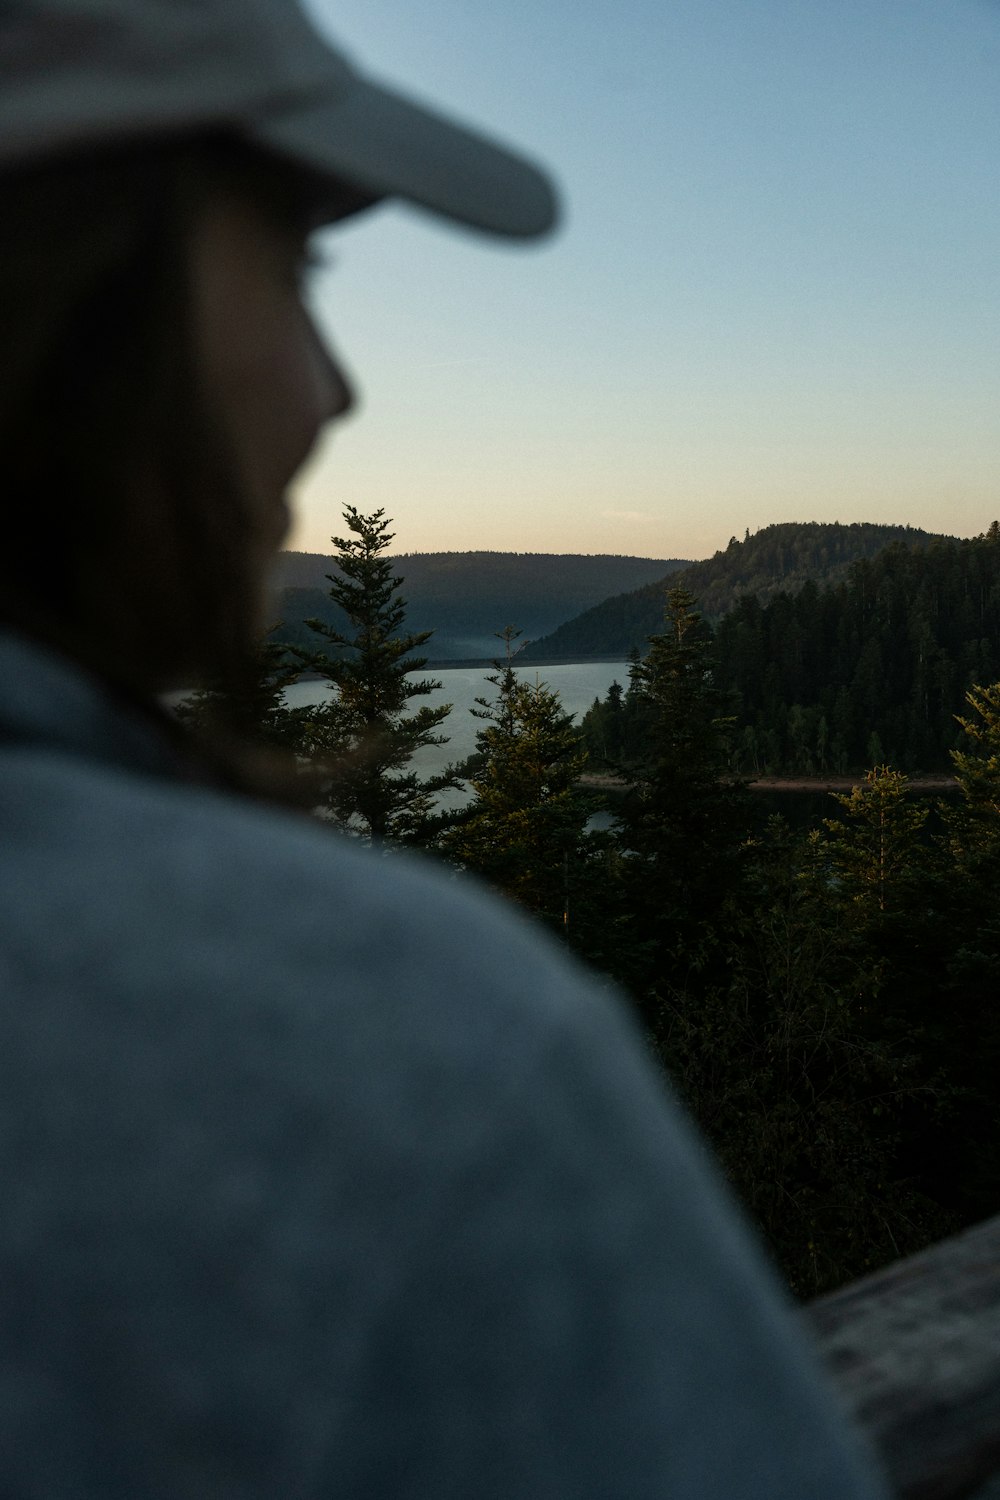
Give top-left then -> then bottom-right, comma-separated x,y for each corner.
747,774 -> 957,792
294,654 -> 629,678
579,773 -> 959,793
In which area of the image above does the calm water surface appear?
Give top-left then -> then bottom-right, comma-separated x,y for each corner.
285,660 -> 630,808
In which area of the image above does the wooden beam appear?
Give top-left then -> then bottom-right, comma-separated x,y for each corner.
804,1214 -> 1000,1500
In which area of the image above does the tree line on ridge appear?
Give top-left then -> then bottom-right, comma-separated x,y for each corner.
584,524 -> 1000,774
273,546 -> 686,664
519,520 -> 943,662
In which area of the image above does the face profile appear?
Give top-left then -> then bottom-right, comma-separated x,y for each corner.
188,187 -> 355,576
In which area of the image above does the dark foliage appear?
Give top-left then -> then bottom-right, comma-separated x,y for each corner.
610,588 -> 754,1007
520,521 -> 942,662
576,569 -> 1000,1293
183,518 -> 1000,1299
288,507 -> 458,846
714,528 -> 1000,773
174,628 -> 301,748
442,627 -> 612,955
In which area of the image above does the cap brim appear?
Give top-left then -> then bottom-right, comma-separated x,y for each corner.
253,70 -> 559,239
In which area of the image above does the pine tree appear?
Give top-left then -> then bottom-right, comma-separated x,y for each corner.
579,678 -> 625,766
934,684 -> 1000,1218
667,818 -> 956,1297
174,629 -> 302,748
935,682 -> 1000,1024
613,587 -> 753,1002
444,627 -> 607,945
950,682 -> 1000,832
290,507 -> 455,846
817,767 -> 979,1241
823,765 -> 929,918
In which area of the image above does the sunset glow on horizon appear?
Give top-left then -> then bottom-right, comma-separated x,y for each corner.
288,0 -> 1000,563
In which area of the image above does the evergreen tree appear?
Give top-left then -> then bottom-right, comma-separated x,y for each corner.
663,818 -> 955,1297
929,683 -> 1000,1216
169,629 -> 340,807
712,528 -> 1000,774
580,678 -> 625,766
443,627 -> 608,947
950,682 -> 1000,829
816,766 -> 977,1241
613,587 -> 753,1007
171,629 -> 321,807
594,592 -> 950,1297
289,507 -> 455,846
823,765 -> 929,918
936,682 -> 1000,1007
174,629 -> 302,749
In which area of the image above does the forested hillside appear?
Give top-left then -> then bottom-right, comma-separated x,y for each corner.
716,529 -> 1000,773
519,522 -> 943,661
583,527 -> 1000,775
272,550 -> 688,660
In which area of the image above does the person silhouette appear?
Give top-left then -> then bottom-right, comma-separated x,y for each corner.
0,3 -> 886,1496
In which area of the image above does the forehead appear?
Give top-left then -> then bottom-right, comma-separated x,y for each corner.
187,193 -> 303,316
183,135 -> 371,236
178,139 -> 312,238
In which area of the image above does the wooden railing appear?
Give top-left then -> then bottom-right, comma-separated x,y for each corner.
804,1214 -> 1000,1500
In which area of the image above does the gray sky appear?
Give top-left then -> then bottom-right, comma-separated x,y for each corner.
287,0 -> 1000,561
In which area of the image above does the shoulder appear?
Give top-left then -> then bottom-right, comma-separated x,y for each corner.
0,740 -> 616,1090
0,744 -> 887,1499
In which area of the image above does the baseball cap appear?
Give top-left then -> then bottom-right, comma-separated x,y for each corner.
1,0 -> 559,238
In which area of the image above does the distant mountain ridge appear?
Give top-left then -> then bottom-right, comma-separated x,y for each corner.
518,522 -> 949,662
272,550 -> 690,662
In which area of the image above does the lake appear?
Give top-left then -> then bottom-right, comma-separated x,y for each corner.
284,660 -> 631,808
284,660 -> 958,824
